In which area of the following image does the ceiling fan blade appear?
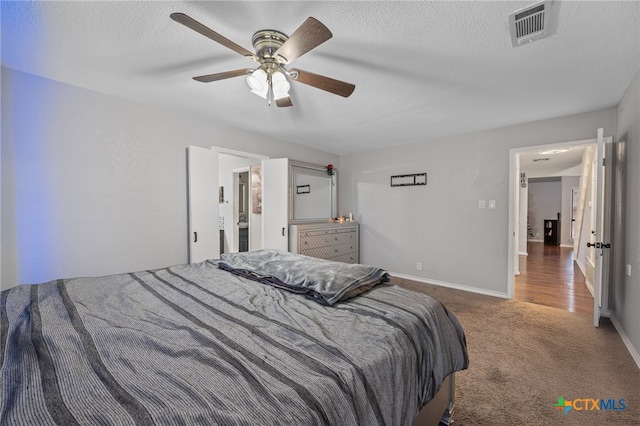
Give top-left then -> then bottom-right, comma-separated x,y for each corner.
275,17 -> 332,64
290,68 -> 355,98
276,97 -> 293,107
193,69 -> 252,82
170,13 -> 257,60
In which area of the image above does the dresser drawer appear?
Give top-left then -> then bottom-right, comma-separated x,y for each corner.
299,242 -> 357,259
327,252 -> 359,264
299,229 -> 356,249
290,222 -> 359,264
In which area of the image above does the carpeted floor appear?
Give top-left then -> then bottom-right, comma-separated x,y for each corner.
391,277 -> 640,426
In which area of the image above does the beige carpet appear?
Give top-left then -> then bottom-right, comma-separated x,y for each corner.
391,277 -> 640,426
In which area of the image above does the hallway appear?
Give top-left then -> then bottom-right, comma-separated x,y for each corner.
515,241 -> 593,315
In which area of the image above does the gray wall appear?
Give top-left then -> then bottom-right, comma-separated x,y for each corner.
526,176 -> 578,247
527,178 -> 562,242
614,71 -> 640,366
2,66 -> 637,365
1,68 -> 338,290
340,108 -> 616,297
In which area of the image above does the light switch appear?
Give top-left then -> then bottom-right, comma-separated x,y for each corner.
627,264 -> 632,277
479,200 -> 485,209
489,200 -> 496,209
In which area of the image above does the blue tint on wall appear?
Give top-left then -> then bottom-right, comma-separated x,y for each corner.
2,2 -> 57,285
1,1 -> 46,69
4,71 -> 59,285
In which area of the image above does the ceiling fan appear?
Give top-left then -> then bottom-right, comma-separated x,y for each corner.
170,13 -> 356,107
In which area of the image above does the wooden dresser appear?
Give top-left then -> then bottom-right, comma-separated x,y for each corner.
289,222 -> 359,264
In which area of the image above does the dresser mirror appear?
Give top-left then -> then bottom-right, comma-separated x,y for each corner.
290,162 -> 337,222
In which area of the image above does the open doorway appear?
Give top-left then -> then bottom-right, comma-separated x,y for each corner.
234,169 -> 250,252
509,139 -> 596,314
216,148 -> 267,254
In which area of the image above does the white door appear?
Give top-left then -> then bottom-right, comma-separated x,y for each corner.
262,158 -> 289,250
188,145 -> 220,263
592,128 -> 611,327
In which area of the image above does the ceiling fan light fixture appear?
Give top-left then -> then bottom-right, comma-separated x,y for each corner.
247,68 -> 290,102
247,69 -> 268,93
271,71 -> 290,100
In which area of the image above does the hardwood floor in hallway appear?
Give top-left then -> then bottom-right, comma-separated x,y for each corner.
515,241 -> 593,315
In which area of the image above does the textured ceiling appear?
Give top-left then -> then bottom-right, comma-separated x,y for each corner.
1,1 -> 639,155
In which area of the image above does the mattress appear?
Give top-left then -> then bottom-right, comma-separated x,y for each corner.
1,255 -> 468,425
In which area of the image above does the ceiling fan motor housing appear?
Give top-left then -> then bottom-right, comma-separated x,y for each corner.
252,30 -> 289,61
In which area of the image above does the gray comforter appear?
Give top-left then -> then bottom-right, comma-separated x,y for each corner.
1,259 -> 468,426
219,249 -> 390,305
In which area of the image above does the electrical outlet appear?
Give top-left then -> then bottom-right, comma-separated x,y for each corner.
489,200 -> 496,209
416,262 -> 422,271
627,264 -> 632,277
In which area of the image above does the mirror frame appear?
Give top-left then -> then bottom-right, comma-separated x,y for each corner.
289,161 -> 337,223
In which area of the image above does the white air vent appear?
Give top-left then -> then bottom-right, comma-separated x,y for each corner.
509,1 -> 552,47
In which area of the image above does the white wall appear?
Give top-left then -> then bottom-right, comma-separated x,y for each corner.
518,182 -> 528,255
340,108 -> 616,296
560,176 -> 580,246
1,67 -> 339,290
613,70 -> 640,366
574,167 -> 594,274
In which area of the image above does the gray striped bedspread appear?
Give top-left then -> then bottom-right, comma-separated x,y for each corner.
1,260 -> 468,426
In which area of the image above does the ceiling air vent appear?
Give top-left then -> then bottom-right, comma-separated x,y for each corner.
509,1 -> 552,47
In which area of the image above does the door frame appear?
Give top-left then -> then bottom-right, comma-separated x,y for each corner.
507,137 -> 607,300
232,167 -> 250,253
215,147 -> 268,253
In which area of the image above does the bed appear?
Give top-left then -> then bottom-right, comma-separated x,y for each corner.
1,249 -> 468,425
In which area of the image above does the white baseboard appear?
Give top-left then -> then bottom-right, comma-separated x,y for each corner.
518,251 -> 528,256
575,258 -> 586,276
607,313 -> 640,369
585,281 -> 594,297
528,239 -> 544,243
389,272 -> 510,299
